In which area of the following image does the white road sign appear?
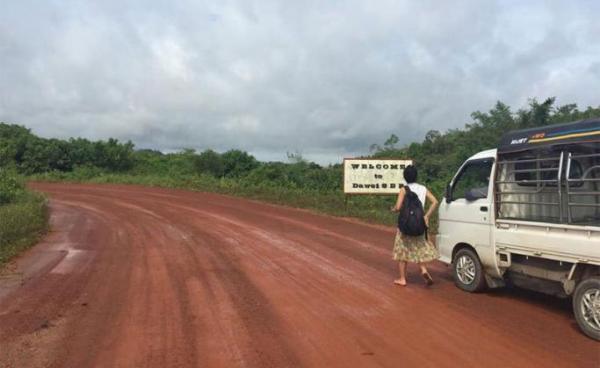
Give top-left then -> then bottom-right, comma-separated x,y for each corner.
343,159 -> 413,194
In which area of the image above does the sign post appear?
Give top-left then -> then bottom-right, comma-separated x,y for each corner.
343,158 -> 413,195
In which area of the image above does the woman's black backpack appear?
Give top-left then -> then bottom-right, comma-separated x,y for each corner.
397,186 -> 427,236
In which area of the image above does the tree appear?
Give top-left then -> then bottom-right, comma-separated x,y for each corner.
194,149 -> 224,177
424,130 -> 441,143
384,134 -> 399,150
92,138 -> 135,171
286,150 -> 307,164
221,150 -> 259,177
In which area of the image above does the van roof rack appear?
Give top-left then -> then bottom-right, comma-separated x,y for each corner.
498,118 -> 600,154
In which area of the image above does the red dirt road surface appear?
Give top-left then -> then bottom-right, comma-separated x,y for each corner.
1,183 -> 598,367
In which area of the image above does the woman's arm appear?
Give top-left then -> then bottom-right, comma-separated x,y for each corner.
390,187 -> 406,212
424,190 -> 439,226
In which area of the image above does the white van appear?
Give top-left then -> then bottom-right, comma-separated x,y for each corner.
437,118 -> 600,340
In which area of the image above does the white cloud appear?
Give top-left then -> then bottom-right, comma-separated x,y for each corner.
0,0 -> 599,164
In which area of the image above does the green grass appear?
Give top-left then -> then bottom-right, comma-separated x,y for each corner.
0,191 -> 49,267
30,170 -> 441,231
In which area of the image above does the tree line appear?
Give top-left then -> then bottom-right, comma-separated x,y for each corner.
0,124 -> 135,173
1,97 -> 598,198
0,124 -> 342,191
369,98 -> 600,196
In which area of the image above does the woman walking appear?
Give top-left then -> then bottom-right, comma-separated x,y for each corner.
391,165 -> 439,286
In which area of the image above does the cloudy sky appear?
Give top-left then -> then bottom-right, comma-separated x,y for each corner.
1,1 -> 599,163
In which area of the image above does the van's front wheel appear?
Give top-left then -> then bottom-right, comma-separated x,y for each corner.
573,276 -> 600,341
453,248 -> 487,292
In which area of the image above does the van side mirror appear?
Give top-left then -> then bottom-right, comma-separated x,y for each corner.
445,183 -> 452,203
465,188 -> 487,201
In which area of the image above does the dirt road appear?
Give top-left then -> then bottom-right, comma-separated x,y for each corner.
0,183 -> 597,367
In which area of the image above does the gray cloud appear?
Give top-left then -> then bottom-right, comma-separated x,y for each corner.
1,0 -> 599,164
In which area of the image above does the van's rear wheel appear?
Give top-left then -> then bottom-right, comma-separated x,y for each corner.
573,277 -> 600,341
453,248 -> 487,292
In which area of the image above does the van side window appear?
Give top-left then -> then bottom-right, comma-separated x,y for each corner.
451,160 -> 494,201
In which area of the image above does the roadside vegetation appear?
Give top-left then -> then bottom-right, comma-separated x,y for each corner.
2,97 -> 599,234
0,170 -> 48,267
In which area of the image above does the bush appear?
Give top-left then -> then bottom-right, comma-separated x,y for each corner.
0,170 -> 25,205
194,150 -> 225,177
0,191 -> 48,266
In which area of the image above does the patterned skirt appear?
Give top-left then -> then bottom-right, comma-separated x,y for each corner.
392,231 -> 439,263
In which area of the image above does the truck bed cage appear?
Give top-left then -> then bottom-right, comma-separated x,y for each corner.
566,152 -> 600,223
495,153 -> 566,221
495,119 -> 600,226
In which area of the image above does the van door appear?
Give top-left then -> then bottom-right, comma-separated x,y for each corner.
438,158 -> 495,267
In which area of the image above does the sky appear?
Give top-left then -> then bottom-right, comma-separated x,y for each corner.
1,0 -> 599,164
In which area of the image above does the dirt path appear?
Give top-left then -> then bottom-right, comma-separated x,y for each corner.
0,183 -> 597,367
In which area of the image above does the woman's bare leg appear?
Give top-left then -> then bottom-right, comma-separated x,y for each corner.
419,263 -> 433,285
394,262 -> 407,286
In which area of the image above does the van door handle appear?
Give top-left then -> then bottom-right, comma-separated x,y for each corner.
480,206 -> 488,212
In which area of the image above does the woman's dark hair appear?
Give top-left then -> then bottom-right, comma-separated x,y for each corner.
403,165 -> 417,183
